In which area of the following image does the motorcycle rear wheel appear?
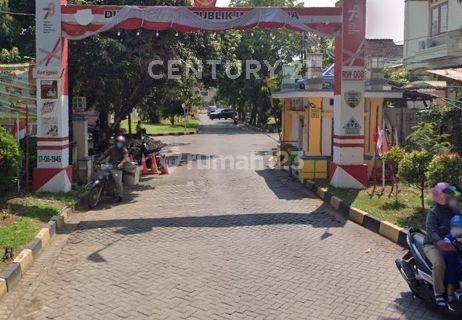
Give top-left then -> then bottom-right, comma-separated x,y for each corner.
88,184 -> 103,209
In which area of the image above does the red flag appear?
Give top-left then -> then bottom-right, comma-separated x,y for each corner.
10,120 -> 27,140
376,128 -> 389,157
194,0 -> 217,7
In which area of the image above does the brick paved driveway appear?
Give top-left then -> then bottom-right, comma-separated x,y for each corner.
2,117 -> 448,319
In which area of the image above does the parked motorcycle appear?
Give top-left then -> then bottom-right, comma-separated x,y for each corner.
131,135 -> 168,173
396,228 -> 462,314
86,163 -> 119,209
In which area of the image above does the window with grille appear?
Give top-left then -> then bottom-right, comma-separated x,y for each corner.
431,2 -> 449,36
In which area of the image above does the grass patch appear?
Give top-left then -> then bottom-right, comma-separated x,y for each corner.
325,184 -> 432,230
0,218 -> 42,257
0,191 -> 81,269
121,117 -> 199,135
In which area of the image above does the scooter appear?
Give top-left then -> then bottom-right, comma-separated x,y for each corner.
396,228 -> 462,314
86,163 -> 119,209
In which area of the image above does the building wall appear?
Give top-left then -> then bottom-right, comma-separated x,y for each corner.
281,100 -> 305,148
448,0 -> 462,30
405,0 -> 462,70
404,0 -> 430,66
280,96 -> 386,181
281,97 -> 384,158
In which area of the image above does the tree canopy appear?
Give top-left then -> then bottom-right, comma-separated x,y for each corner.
1,0 -> 334,142
0,0 -> 35,63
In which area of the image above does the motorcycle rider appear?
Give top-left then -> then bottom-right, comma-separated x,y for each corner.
440,215 -> 462,305
423,182 -> 461,308
98,135 -> 130,201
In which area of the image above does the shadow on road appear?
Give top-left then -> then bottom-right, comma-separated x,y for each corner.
198,121 -> 269,135
256,169 -> 318,201
167,153 -> 219,168
76,183 -> 155,212
385,292 -> 453,320
72,209 -> 344,236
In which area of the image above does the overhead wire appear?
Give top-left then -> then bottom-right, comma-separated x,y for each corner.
0,10 -> 34,17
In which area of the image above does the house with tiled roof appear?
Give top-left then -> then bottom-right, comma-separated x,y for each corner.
365,39 -> 403,67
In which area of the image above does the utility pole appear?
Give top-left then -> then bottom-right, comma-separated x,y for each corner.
16,112 -> 20,192
25,105 -> 30,192
182,103 -> 187,132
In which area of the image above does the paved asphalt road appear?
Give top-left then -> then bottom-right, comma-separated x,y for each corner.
1,116 -> 449,319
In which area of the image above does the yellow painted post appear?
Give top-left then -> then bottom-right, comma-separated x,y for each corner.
368,98 -> 384,155
281,101 -> 286,143
308,98 -> 322,156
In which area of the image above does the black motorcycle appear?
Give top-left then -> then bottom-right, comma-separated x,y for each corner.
396,228 -> 462,314
131,136 -> 167,172
86,163 -> 119,209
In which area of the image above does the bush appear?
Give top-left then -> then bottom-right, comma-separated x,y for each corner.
398,150 -> 431,210
406,122 -> 451,155
426,153 -> 462,188
382,146 -> 406,202
382,146 -> 405,175
0,127 -> 21,192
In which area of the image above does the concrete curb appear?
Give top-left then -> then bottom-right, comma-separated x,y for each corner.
0,205 -> 75,297
304,180 -> 408,247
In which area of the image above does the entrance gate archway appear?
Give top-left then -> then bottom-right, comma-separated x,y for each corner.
34,0 -> 367,192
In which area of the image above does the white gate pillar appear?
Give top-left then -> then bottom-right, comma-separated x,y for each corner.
34,0 -> 72,192
330,0 -> 368,189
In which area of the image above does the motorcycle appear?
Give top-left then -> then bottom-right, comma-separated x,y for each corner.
86,163 -> 119,209
396,228 -> 462,314
131,136 -> 168,173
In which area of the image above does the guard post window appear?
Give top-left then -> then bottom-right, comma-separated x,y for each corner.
431,2 -> 448,36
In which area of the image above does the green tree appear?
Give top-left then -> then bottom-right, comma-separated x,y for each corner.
215,0 -> 304,127
0,127 -> 20,192
382,146 -> 405,202
406,122 -> 451,155
0,0 -> 35,62
417,103 -> 462,153
70,0 -> 223,143
398,150 -> 431,210
382,146 -> 405,175
383,66 -> 410,87
426,153 -> 462,188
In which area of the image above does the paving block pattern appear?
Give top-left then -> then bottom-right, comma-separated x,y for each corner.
1,117 -> 445,320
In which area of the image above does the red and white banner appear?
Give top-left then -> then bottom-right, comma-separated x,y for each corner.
10,120 -> 27,140
376,128 -> 389,157
61,5 -> 342,39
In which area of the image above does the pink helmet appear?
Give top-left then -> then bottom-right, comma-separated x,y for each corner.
433,182 -> 450,205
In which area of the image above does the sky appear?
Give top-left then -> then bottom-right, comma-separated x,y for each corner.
215,0 -> 405,43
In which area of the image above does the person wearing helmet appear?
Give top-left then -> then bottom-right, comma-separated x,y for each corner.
98,135 -> 130,201
423,182 -> 462,308
439,215 -> 462,305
